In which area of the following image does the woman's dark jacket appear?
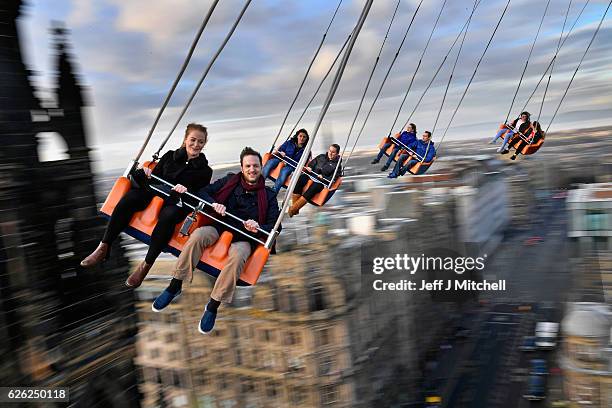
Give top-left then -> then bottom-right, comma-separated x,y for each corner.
197,173 -> 281,248
308,153 -> 342,182
132,148 -> 213,202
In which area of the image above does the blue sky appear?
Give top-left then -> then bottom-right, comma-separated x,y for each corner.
19,0 -> 612,171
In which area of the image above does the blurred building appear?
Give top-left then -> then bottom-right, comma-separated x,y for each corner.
0,2 -> 139,406
567,183 -> 612,254
561,302 -> 612,408
504,164 -> 537,230
133,213 -> 456,407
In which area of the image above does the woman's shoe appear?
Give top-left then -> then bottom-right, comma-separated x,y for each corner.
80,242 -> 109,268
126,261 -> 153,288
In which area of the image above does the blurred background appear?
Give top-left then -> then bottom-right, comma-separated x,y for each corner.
1,0 -> 610,407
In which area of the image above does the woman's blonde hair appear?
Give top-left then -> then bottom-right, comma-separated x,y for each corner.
181,123 -> 208,147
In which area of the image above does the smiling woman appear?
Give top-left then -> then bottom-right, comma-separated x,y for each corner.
80,122 -> 213,288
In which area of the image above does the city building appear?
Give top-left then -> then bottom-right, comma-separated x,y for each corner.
561,302 -> 612,408
133,205 -> 458,407
567,183 -> 612,254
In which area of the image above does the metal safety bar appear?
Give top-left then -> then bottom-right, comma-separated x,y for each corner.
388,136 -> 427,163
271,152 -> 332,186
502,123 -> 533,145
147,184 -> 268,247
144,172 -> 271,238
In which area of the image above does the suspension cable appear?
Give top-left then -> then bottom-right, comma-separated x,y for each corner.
267,0 -> 375,249
387,0 -> 449,136
335,0 -> 401,172
156,0 -> 253,156
285,34 -> 352,138
431,0 -> 478,137
270,0 -> 344,152
401,0 -> 482,130
545,0 -> 611,134
439,0 -> 513,152
537,0 -> 572,122
350,0 -> 425,152
520,0 -> 590,112
505,0 -> 551,123
419,0 -> 479,164
132,0 -> 220,164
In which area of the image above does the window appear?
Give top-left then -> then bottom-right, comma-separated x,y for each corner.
147,331 -> 156,341
218,375 -> 228,390
173,370 -> 182,388
284,331 -> 301,346
168,350 -> 180,361
166,333 -> 177,343
315,328 -> 331,347
259,329 -> 274,343
230,325 -> 239,339
585,211 -> 608,231
235,349 -> 242,366
251,349 -> 260,368
240,377 -> 255,393
144,367 -> 157,383
309,285 -> 326,311
266,381 -> 279,399
291,388 -> 305,404
150,349 -> 160,359
321,385 -> 338,405
194,370 -> 206,387
318,355 -> 334,375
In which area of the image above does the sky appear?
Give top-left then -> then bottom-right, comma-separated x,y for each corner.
18,0 -> 612,172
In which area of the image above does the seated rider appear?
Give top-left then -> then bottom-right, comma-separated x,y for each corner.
490,111 -> 532,154
371,123 -> 417,171
150,147 -> 280,334
388,131 -> 436,178
80,123 -> 213,288
288,143 -> 342,217
262,129 -> 310,193
510,120 -> 544,160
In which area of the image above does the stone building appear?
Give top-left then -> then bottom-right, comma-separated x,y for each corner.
561,302 -> 612,408
0,2 -> 139,406
133,213 -> 456,407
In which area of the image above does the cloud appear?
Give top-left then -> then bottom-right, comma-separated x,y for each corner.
19,0 -> 612,172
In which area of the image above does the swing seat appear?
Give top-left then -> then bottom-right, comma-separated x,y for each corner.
395,150 -> 435,176
377,134 -> 403,161
262,153 -> 341,206
508,132 -> 545,155
100,176 -> 270,286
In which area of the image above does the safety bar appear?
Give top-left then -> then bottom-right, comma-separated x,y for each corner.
271,152 -> 333,186
389,136 -> 424,162
503,123 -> 533,144
148,184 -> 267,247
135,171 -> 272,246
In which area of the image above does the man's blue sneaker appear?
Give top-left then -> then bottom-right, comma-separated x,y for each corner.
152,289 -> 181,312
198,306 -> 217,334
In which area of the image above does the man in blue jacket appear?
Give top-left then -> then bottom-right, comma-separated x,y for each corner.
371,123 -> 417,171
388,131 -> 435,178
151,147 -> 280,334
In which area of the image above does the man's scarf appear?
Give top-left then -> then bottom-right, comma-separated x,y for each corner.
213,173 -> 267,226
